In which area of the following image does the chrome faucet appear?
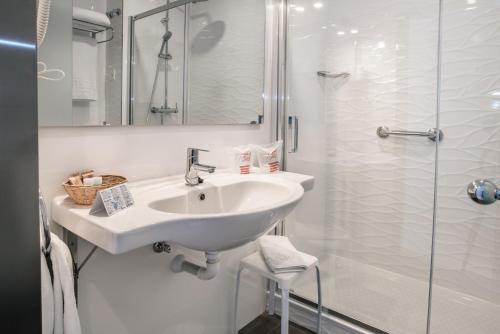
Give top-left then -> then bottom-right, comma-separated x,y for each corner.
185,148 -> 216,186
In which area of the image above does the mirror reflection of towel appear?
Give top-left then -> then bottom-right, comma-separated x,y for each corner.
73,7 -> 111,27
72,32 -> 97,101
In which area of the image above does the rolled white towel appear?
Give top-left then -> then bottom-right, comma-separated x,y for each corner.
51,234 -> 82,334
259,235 -> 312,274
73,7 -> 111,27
41,252 -> 54,334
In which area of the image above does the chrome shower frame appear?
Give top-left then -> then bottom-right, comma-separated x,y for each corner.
127,0 -> 207,125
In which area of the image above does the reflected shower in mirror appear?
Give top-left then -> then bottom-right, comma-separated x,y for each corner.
129,0 -> 267,126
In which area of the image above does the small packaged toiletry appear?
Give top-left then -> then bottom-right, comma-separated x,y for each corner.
254,140 -> 282,173
83,176 -> 103,186
231,145 -> 253,174
68,169 -> 95,186
68,176 -> 83,186
81,170 -> 95,179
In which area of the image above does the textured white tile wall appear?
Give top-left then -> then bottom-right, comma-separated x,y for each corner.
187,0 -> 266,125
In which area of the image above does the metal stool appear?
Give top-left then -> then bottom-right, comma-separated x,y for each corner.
234,251 -> 322,334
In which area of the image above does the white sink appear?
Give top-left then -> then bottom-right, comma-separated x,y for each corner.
150,180 -> 293,215
52,171 -> 314,254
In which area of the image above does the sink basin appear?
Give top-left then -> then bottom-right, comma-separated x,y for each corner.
146,178 -> 303,251
149,181 -> 294,214
52,172 -> 314,254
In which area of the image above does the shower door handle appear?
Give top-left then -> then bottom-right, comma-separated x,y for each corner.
288,116 -> 299,153
467,180 -> 500,205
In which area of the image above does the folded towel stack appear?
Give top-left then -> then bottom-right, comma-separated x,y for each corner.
259,235 -> 313,274
73,7 -> 111,27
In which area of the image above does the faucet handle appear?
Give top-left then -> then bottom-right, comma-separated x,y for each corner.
187,148 -> 209,159
187,147 -> 209,153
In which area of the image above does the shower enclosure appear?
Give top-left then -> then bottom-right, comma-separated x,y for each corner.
280,0 -> 500,333
128,0 -> 193,125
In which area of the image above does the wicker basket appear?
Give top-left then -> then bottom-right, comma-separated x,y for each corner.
63,175 -> 127,205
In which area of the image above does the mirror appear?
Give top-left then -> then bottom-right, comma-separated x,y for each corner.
38,0 -> 269,127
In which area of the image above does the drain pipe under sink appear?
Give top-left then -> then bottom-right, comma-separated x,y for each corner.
170,251 -> 220,280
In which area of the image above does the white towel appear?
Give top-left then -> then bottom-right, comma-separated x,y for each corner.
72,32 -> 98,101
73,7 -> 111,27
50,234 -> 82,334
259,235 -> 311,274
41,252 -> 54,334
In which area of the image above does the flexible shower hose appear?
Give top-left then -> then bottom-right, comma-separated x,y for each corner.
37,0 -> 51,47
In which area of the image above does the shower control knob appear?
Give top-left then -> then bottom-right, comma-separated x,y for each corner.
467,179 -> 500,205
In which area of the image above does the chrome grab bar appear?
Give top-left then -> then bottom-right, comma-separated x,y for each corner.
317,71 -> 350,79
376,126 -> 443,142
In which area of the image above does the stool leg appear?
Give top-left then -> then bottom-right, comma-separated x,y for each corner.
315,265 -> 322,334
234,268 -> 243,334
268,279 -> 276,315
281,288 -> 289,334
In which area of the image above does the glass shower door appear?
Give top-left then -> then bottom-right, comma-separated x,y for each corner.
429,1 -> 500,333
283,0 -> 441,333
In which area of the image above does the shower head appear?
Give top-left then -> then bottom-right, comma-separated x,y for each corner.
163,31 -> 173,41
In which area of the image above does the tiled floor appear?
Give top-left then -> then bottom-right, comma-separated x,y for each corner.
239,314 -> 314,334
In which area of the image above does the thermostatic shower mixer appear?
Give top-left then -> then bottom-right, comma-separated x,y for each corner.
467,179 -> 500,205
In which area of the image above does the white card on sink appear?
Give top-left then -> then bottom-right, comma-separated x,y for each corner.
90,183 -> 134,216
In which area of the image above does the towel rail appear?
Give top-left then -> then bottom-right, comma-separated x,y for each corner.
39,190 -> 51,255
72,19 -> 114,44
